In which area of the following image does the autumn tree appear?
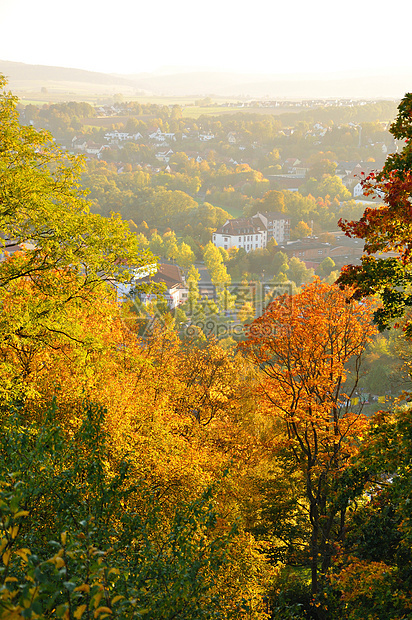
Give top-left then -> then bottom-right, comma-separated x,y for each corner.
254,190 -> 286,214
337,92 -> 412,335
0,75 -> 154,383
176,240 -> 195,269
0,400 -> 268,620
203,241 -> 232,307
290,220 -> 312,240
238,280 -> 377,604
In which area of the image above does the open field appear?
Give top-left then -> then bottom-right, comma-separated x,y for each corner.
216,204 -> 244,218
13,87 -> 304,120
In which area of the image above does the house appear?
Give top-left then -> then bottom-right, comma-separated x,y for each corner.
213,217 -> 266,253
353,182 -> 364,198
85,142 -> 104,156
155,149 -> 174,163
212,211 -> 290,253
148,128 -> 165,141
71,137 -> 87,151
148,129 -> 176,143
353,181 -> 385,200
284,157 -> 301,171
137,263 -> 188,309
277,238 -> 331,261
112,263 -> 188,309
267,175 -> 306,192
275,235 -> 365,268
256,211 -> 291,243
0,237 -> 36,261
340,161 -> 382,190
328,236 -> 364,264
104,130 -> 143,144
199,132 -> 215,141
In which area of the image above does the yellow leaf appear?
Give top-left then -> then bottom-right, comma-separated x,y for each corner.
2,549 -> 11,566
93,592 -> 103,609
74,604 -> 87,620
10,526 -> 19,539
61,532 -> 67,546
94,608 -> 112,617
74,584 -> 90,594
13,511 -> 29,518
14,548 -> 30,563
111,595 -> 124,604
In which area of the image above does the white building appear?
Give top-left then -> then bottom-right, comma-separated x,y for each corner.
112,264 -> 187,309
104,130 -> 143,144
212,211 -> 290,253
213,217 -> 266,253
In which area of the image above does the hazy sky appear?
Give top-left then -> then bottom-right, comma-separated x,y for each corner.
0,0 -> 410,76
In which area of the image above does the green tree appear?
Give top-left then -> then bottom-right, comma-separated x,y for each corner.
331,405 -> 412,618
257,190 -> 286,214
177,241 -> 196,270
317,256 -> 336,278
0,76 -> 151,291
203,242 -> 231,288
0,76 -> 155,395
301,175 -> 351,202
287,256 -> 314,287
149,232 -> 165,257
271,251 -> 289,277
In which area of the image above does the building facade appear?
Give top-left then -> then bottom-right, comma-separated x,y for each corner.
212,211 -> 290,253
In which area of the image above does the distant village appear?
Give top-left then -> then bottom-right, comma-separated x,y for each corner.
18,96 -> 399,309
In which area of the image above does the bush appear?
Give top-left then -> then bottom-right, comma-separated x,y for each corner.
267,569 -> 313,619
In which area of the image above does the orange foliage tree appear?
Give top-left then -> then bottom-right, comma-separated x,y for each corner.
337,93 -> 412,336
0,267 -> 261,518
238,279 -> 377,599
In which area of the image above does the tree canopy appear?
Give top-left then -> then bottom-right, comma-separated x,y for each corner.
0,75 -> 153,291
337,93 -> 412,334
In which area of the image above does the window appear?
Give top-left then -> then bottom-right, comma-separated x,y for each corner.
224,237 -> 228,242
318,249 -> 323,254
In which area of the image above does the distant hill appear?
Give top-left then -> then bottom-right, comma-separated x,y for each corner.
1,59 -> 411,100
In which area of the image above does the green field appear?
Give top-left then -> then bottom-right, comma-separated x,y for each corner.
15,88 -> 300,120
216,204 -> 244,218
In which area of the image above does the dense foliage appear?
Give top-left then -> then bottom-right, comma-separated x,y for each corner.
3,77 -> 412,619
